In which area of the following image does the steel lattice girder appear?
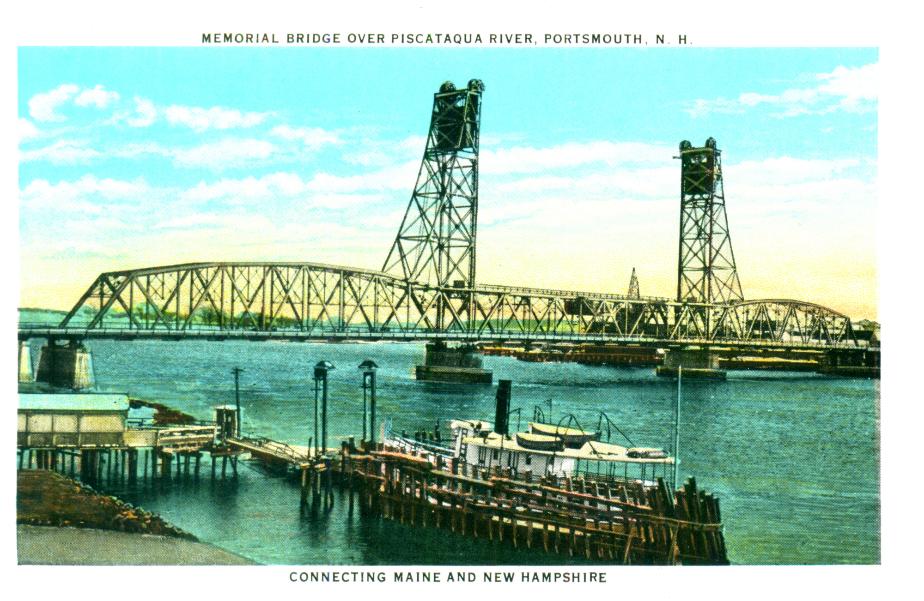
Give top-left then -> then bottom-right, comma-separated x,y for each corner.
53,262 -> 857,348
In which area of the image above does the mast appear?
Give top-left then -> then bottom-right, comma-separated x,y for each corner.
673,365 -> 682,490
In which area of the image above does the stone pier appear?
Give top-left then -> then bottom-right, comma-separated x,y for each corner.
656,347 -> 726,380
34,339 -> 95,389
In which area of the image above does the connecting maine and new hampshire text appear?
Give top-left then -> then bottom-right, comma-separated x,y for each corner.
288,570 -> 607,583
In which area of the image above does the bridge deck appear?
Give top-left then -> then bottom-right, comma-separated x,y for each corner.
17,325 -> 869,352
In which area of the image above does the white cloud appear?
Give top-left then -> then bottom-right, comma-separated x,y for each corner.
171,138 -> 276,169
686,63 -> 878,118
74,85 -> 120,109
28,84 -> 79,122
20,175 -> 152,213
164,104 -> 269,131
179,172 -> 387,209
491,166 -> 676,200
304,161 -> 418,193
125,96 -> 157,127
20,140 -> 101,164
156,213 -> 275,231
817,64 -> 877,112
481,141 -> 672,175
725,157 -> 861,186
111,141 -> 171,159
342,135 -> 427,166
270,125 -> 341,149
19,118 -> 40,143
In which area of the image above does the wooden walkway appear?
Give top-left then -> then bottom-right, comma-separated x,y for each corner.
225,437 -> 311,468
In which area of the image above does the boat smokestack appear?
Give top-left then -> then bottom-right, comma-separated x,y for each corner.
494,380 -> 511,436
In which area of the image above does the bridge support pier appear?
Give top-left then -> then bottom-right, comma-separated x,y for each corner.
657,348 -> 726,380
34,339 -> 95,390
817,349 -> 880,378
415,341 -> 493,384
18,341 -> 34,383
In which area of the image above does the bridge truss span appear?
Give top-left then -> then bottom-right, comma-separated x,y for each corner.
46,262 -> 858,349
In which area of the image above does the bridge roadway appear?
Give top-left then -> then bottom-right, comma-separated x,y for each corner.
18,324 -> 867,354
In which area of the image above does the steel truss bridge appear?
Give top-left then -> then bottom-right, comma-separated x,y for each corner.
21,260 -> 857,351
18,80 -> 865,354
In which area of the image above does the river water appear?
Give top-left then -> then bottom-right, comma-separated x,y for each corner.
24,338 -> 880,565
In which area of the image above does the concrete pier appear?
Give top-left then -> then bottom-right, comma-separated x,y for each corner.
19,341 -> 33,383
656,348 -> 726,380
817,348 -> 880,378
415,341 -> 493,384
34,339 -> 95,389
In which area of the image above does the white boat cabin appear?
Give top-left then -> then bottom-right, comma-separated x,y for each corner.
448,419 -> 673,483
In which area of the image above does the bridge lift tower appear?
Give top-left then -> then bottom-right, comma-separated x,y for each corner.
674,138 -> 743,343
383,79 -> 491,382
383,79 -> 484,330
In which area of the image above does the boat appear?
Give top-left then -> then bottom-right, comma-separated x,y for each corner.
384,385 -> 675,487
528,421 -> 599,447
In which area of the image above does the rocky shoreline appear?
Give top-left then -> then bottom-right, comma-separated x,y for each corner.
17,469 -> 196,540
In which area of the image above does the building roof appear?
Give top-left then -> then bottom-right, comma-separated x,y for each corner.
18,393 -> 130,412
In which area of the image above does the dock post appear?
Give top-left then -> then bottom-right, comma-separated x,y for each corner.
161,452 -> 171,480
312,467 -> 321,515
348,470 -> 355,516
222,455 -> 228,478
300,467 -> 308,506
195,453 -> 201,478
325,458 -> 334,508
211,452 -> 216,479
340,442 -> 348,490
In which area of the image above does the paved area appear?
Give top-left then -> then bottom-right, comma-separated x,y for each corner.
17,525 -> 256,565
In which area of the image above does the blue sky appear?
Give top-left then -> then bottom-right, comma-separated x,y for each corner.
18,47 -> 878,318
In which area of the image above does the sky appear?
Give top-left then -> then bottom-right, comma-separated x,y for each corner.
18,47 -> 878,319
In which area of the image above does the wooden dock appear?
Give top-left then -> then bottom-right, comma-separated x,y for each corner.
17,417 -> 728,565
340,447 -> 728,565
